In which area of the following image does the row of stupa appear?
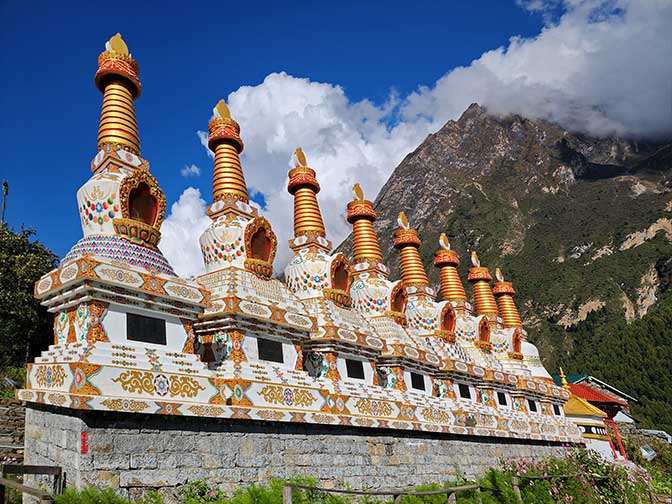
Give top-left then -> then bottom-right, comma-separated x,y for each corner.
20,34 -> 580,444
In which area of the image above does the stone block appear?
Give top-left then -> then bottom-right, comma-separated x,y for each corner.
94,453 -> 130,470
120,469 -> 188,488
130,453 -> 158,469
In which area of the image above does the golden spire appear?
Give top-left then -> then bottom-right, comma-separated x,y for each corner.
95,33 -> 142,155
433,233 -> 467,302
208,99 -> 248,204
559,367 -> 570,390
492,268 -> 523,328
346,184 -> 383,264
467,251 -> 499,316
393,212 -> 429,288
287,148 -> 326,239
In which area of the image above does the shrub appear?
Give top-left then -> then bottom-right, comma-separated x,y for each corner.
54,487 -> 163,504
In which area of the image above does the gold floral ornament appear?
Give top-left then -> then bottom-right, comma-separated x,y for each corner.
113,169 -> 167,248
35,365 -> 68,388
259,385 -> 315,407
112,370 -> 205,398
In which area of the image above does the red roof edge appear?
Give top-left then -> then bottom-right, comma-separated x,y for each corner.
569,383 -> 629,406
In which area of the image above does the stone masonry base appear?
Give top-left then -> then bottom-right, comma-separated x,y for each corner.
24,404 -> 569,502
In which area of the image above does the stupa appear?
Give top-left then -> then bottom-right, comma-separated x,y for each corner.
19,34 -> 581,495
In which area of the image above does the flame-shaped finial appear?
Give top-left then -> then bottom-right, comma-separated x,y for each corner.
294,147 -> 308,167
559,367 -> 570,390
213,99 -> 231,119
397,211 -> 410,230
106,33 -> 129,54
495,267 -> 504,282
352,183 -> 364,201
471,251 -> 481,267
439,233 -> 451,250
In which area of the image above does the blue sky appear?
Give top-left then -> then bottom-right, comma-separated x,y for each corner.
0,0 -> 545,258
2,0 -> 669,276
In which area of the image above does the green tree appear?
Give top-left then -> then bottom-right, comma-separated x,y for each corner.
0,224 -> 58,366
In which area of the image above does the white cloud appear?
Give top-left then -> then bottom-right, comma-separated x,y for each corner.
159,188 -> 211,278
180,164 -> 201,177
160,0 -> 672,277
402,0 -> 672,139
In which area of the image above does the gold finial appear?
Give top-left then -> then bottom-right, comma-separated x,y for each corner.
95,33 -> 141,154
434,234 -> 467,302
106,33 -> 129,54
347,183 -> 382,264
492,268 -> 522,327
397,211 -> 410,230
207,99 -> 247,206
352,183 -> 364,201
559,367 -> 570,390
471,251 -> 481,267
287,153 -> 326,240
439,233 -> 451,250
294,147 -> 308,167
213,99 -> 231,119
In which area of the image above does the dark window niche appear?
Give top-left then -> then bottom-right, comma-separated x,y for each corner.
345,359 -> 365,380
553,404 -> 561,416
528,399 -> 538,413
410,372 -> 425,390
126,313 -> 166,345
458,383 -> 472,400
497,392 -> 508,406
257,338 -> 284,363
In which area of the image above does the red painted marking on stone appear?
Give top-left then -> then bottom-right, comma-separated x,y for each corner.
80,431 -> 88,454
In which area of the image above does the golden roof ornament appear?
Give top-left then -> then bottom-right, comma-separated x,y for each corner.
559,367 -> 570,390
434,233 -> 466,302
467,251 -> 498,317
439,233 -> 451,250
294,147 -> 308,167
106,33 -> 129,54
95,32 -> 142,154
393,211 -> 428,288
352,183 -> 364,201
347,183 -> 382,263
492,267 -> 522,328
288,148 -> 326,240
207,99 -> 247,206
471,251 -> 481,268
213,99 -> 231,119
397,211 -> 410,230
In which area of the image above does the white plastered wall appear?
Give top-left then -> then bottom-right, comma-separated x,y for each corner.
242,334 -> 299,369
337,354 -> 374,385
403,370 -> 432,396
102,304 -> 188,352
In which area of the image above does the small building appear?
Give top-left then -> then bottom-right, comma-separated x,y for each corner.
555,371 -> 635,460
